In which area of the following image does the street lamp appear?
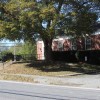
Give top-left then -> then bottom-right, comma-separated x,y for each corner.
14,43 -> 16,62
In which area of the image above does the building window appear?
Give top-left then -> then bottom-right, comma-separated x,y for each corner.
71,39 -> 77,50
52,41 -> 58,51
63,39 -> 71,51
86,37 -> 91,50
58,41 -> 63,51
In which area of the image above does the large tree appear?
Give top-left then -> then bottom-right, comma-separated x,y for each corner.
0,0 -> 99,62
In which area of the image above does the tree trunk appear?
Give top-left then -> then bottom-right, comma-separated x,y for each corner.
44,39 -> 52,63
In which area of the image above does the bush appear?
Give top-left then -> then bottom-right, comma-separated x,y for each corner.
21,54 -> 36,61
1,52 -> 14,62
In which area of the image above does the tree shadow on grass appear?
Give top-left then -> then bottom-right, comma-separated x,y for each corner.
25,61 -> 100,75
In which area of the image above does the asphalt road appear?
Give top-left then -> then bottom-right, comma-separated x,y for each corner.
0,81 -> 100,100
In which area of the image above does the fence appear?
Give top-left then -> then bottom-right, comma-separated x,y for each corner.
52,50 -> 100,65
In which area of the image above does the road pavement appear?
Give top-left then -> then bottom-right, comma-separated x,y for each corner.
0,81 -> 100,100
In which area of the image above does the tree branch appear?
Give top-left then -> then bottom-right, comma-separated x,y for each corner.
57,0 -> 64,14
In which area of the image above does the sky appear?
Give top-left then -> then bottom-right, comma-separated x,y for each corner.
0,39 -> 24,46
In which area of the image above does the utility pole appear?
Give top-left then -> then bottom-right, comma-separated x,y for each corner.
14,43 -> 16,62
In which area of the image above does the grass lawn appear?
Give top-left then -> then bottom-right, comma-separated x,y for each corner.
0,61 -> 100,76
0,73 -> 34,83
0,62 -> 77,76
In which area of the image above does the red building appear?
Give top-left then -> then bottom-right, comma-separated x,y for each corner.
37,34 -> 100,60
36,40 -> 45,60
91,34 -> 100,50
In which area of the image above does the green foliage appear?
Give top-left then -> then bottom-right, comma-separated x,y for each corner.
0,51 -> 13,61
60,0 -> 99,37
8,41 -> 36,56
7,41 -> 36,61
0,0 -> 99,39
18,42 -> 36,55
0,0 -> 65,41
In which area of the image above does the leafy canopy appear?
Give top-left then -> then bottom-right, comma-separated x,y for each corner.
0,0 -> 63,41
0,0 -> 99,42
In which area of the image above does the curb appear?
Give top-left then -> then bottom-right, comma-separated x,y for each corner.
0,80 -> 100,91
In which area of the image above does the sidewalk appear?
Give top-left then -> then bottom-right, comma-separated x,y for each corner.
1,72 -> 100,89
33,74 -> 100,89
